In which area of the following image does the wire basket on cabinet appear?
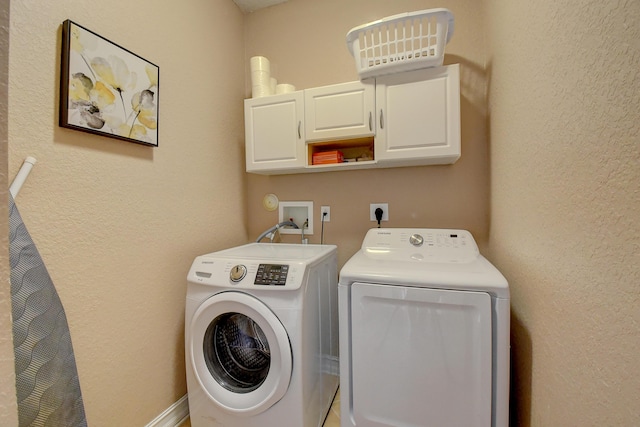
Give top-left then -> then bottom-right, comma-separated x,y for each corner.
346,8 -> 454,79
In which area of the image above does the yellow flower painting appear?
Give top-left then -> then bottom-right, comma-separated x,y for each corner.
60,20 -> 159,147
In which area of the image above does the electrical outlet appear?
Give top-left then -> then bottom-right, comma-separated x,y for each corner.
370,203 -> 389,222
321,206 -> 331,222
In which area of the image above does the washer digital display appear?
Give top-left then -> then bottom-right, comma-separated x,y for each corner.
255,264 -> 289,286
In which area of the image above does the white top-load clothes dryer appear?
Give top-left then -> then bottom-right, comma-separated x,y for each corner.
186,243 -> 339,427
339,228 -> 509,427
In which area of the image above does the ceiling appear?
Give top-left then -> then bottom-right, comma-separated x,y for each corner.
233,0 -> 289,13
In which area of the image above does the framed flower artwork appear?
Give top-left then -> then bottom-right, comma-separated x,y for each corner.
59,20 -> 159,147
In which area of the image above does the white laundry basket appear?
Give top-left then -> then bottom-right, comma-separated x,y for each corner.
346,8 -> 454,79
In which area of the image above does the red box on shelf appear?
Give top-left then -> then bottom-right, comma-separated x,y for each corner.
312,150 -> 344,165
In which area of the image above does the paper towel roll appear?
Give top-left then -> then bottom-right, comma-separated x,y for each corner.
276,84 -> 296,94
270,77 -> 277,95
252,84 -> 272,98
250,56 -> 270,72
251,70 -> 271,86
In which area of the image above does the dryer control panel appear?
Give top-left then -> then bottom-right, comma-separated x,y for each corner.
362,228 -> 479,263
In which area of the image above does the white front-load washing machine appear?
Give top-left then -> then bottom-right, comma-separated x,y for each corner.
339,228 -> 510,427
186,243 -> 339,427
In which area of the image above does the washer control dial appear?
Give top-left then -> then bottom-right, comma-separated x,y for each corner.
409,233 -> 424,247
230,264 -> 247,282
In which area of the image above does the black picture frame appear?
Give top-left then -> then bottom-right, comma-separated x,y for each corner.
60,20 -> 159,147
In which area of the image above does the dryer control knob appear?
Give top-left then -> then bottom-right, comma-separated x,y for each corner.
409,234 -> 424,247
230,264 -> 247,282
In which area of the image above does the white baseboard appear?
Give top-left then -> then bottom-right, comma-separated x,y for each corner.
145,394 -> 189,427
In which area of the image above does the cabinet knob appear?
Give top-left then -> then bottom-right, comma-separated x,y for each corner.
379,110 -> 384,129
369,112 -> 373,131
298,121 -> 301,139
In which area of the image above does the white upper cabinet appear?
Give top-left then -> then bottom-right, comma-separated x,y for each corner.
244,92 -> 305,173
375,64 -> 460,166
243,64 -> 461,174
304,80 -> 375,142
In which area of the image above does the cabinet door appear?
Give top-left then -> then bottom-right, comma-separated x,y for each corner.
375,64 -> 460,166
304,80 -> 375,142
244,92 -> 305,173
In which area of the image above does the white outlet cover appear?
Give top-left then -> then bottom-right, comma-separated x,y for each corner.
321,206 -> 331,222
370,203 -> 389,221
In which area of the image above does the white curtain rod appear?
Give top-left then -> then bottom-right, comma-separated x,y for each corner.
9,156 -> 37,198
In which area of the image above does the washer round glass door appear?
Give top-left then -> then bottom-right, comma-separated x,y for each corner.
189,291 -> 292,416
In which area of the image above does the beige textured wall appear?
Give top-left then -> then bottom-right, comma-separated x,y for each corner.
485,1 -> 640,426
244,0 -> 491,267
8,0 -> 246,425
1,0 -> 19,425
6,1 -> 639,426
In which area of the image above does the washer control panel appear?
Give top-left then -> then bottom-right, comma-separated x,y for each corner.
188,257 -> 303,289
254,264 -> 289,286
